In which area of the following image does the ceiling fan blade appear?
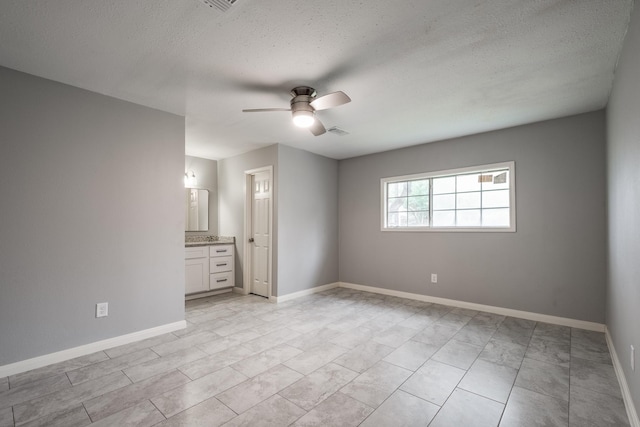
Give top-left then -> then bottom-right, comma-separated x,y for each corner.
242,108 -> 291,112
309,118 -> 326,136
309,91 -> 351,111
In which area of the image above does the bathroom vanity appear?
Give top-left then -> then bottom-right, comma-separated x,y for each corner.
185,236 -> 235,298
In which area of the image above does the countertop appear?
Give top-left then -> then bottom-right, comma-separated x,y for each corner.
185,235 -> 235,247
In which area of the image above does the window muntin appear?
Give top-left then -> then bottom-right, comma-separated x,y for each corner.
381,162 -> 515,232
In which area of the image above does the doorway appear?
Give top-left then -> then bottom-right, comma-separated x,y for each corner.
244,166 -> 273,298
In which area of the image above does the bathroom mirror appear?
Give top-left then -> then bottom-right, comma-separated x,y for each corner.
185,188 -> 209,231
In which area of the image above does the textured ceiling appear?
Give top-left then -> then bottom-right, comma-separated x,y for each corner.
0,0 -> 633,160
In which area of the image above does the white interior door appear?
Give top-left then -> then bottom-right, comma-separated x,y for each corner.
250,170 -> 271,297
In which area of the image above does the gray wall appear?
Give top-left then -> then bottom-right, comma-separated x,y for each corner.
218,145 -> 278,291
277,145 -> 339,296
185,155 -> 218,235
606,2 -> 640,412
339,111 -> 607,323
0,67 -> 185,365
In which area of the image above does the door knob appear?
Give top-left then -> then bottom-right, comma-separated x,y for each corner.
248,238 -> 254,243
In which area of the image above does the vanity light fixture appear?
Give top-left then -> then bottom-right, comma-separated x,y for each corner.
184,170 -> 197,187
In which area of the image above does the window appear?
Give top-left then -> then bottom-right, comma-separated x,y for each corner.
381,162 -> 515,232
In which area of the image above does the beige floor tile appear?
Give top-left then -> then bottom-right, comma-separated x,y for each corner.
156,397 -> 235,427
340,361 -> 412,408
359,390 -> 438,427
84,369 -> 190,421
151,367 -> 247,418
217,364 -> 303,413
279,363 -> 358,410
292,392 -> 373,427
222,394 -> 306,427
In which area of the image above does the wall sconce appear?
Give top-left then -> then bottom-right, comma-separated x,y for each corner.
184,170 -> 197,187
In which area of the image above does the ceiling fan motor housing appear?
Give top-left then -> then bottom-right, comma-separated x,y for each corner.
290,86 -> 316,113
290,86 -> 316,98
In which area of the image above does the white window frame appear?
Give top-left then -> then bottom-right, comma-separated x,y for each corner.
381,161 -> 516,232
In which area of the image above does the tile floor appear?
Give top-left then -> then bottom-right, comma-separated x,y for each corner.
0,288 -> 631,426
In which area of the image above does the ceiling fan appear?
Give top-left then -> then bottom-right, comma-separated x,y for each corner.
242,86 -> 351,136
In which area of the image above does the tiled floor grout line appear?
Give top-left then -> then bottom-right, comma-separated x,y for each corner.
568,329 -> 573,426
80,402 -> 92,423
148,397 -> 168,422
421,317 -> 508,427
273,392 -> 305,426
496,326 -> 533,426
360,314 -> 471,425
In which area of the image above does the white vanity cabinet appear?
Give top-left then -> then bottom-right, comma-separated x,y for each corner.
185,246 -> 210,294
185,244 -> 235,296
209,245 -> 235,290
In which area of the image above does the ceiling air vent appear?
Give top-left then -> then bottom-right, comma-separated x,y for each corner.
327,126 -> 350,136
200,0 -> 238,12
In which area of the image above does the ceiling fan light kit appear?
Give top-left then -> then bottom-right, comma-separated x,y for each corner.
292,110 -> 315,128
243,86 -> 351,136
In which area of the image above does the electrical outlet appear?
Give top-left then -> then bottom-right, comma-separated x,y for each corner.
431,273 -> 438,284
96,302 -> 109,318
631,345 -> 635,371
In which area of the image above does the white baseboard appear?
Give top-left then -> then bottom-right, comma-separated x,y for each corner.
606,326 -> 640,427
271,282 -> 340,303
233,286 -> 249,295
0,320 -> 187,378
272,281 -> 605,332
338,282 -> 605,332
185,288 -> 232,300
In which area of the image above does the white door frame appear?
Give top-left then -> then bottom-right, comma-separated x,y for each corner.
243,165 -> 273,299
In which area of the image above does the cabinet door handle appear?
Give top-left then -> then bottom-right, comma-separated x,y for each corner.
216,263 -> 227,267
216,249 -> 227,253
216,278 -> 228,283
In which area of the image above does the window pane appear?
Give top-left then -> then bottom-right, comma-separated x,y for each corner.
482,170 -> 509,191
433,176 -> 455,194
388,182 -> 407,198
387,212 -> 409,227
387,212 -> 399,227
457,192 -> 481,209
482,208 -> 510,227
397,211 -> 408,226
457,173 -> 481,192
409,179 -> 429,196
388,197 -> 407,212
433,194 -> 455,210
408,195 -> 428,211
457,209 -> 481,226
482,189 -> 510,208
433,210 -> 455,227
408,211 -> 429,226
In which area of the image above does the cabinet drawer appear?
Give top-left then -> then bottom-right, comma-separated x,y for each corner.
210,244 -> 233,257
185,246 -> 208,259
210,271 -> 234,290
210,255 -> 233,273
